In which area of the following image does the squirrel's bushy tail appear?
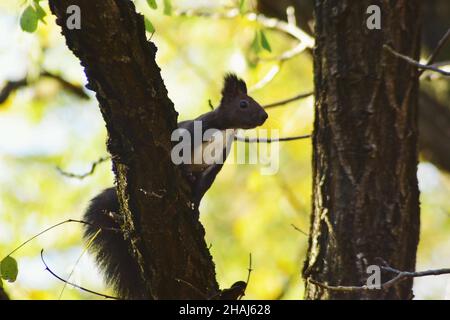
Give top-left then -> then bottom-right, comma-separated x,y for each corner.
83,187 -> 148,299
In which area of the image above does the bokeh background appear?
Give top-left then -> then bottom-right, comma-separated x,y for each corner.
0,0 -> 449,299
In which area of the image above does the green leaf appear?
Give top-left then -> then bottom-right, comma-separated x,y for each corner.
33,1 -> 47,23
146,0 -> 158,9
20,5 -> 39,33
260,30 -> 272,52
1,256 -> 18,283
144,18 -> 155,33
251,31 -> 261,54
163,0 -> 172,16
0,277 -> 3,288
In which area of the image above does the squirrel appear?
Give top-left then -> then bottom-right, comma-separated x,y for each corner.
83,74 -> 268,299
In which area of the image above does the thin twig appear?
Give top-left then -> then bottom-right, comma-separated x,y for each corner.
309,278 -> 372,292
208,90 -> 313,112
56,156 -> 110,179
175,8 -> 313,75
260,42 -> 308,62
0,79 -> 28,104
175,9 -> 314,48
291,224 -> 308,236
286,6 -> 296,26
174,8 -> 314,94
0,71 -> 89,105
382,266 -> 450,279
263,92 -> 313,109
234,134 -> 311,143
419,28 -> 450,77
309,265 -> 450,292
207,255 -> 253,300
5,219 -> 120,258
175,278 -> 208,299
40,249 -> 120,300
249,64 -> 282,92
40,71 -> 89,100
58,229 -> 102,299
208,99 -> 215,110
244,253 -> 253,295
384,45 -> 450,77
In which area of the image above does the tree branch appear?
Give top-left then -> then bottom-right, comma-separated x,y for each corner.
56,156 -> 110,179
384,45 -> 450,77
49,0 -> 218,299
6,219 -> 120,259
176,7 -> 313,73
263,91 -> 313,109
0,71 -> 89,105
419,28 -> 450,77
257,0 -> 314,38
176,8 -> 314,49
256,1 -> 450,173
291,224 -> 308,236
235,134 -> 311,143
40,249 -> 120,299
309,265 -> 450,293
40,71 -> 90,99
0,79 -> 28,104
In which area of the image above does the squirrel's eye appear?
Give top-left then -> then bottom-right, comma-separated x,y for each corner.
239,100 -> 249,108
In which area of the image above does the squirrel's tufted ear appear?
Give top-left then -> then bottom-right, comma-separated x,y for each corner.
221,73 -> 247,100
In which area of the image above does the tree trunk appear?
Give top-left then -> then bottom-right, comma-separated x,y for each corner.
49,0 -> 218,299
303,1 -> 421,299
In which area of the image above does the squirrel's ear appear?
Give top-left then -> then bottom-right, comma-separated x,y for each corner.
222,73 -> 247,99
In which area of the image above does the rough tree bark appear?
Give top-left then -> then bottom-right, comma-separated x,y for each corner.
258,0 -> 450,174
0,288 -> 9,300
302,1 -> 421,299
48,0 -> 218,299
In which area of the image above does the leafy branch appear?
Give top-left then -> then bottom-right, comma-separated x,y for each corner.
0,218 -> 120,294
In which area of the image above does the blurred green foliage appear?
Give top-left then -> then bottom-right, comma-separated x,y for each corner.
0,0 -> 449,300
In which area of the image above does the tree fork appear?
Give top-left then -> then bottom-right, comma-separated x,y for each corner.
49,0 -> 218,299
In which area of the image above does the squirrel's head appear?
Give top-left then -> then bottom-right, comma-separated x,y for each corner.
217,73 -> 268,129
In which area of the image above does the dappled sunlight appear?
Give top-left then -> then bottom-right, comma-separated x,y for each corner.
0,0 -> 449,301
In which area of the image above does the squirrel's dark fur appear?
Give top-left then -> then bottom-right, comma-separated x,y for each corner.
83,74 -> 268,299
84,188 -> 149,299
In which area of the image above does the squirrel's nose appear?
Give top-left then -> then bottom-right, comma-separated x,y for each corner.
259,111 -> 268,123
